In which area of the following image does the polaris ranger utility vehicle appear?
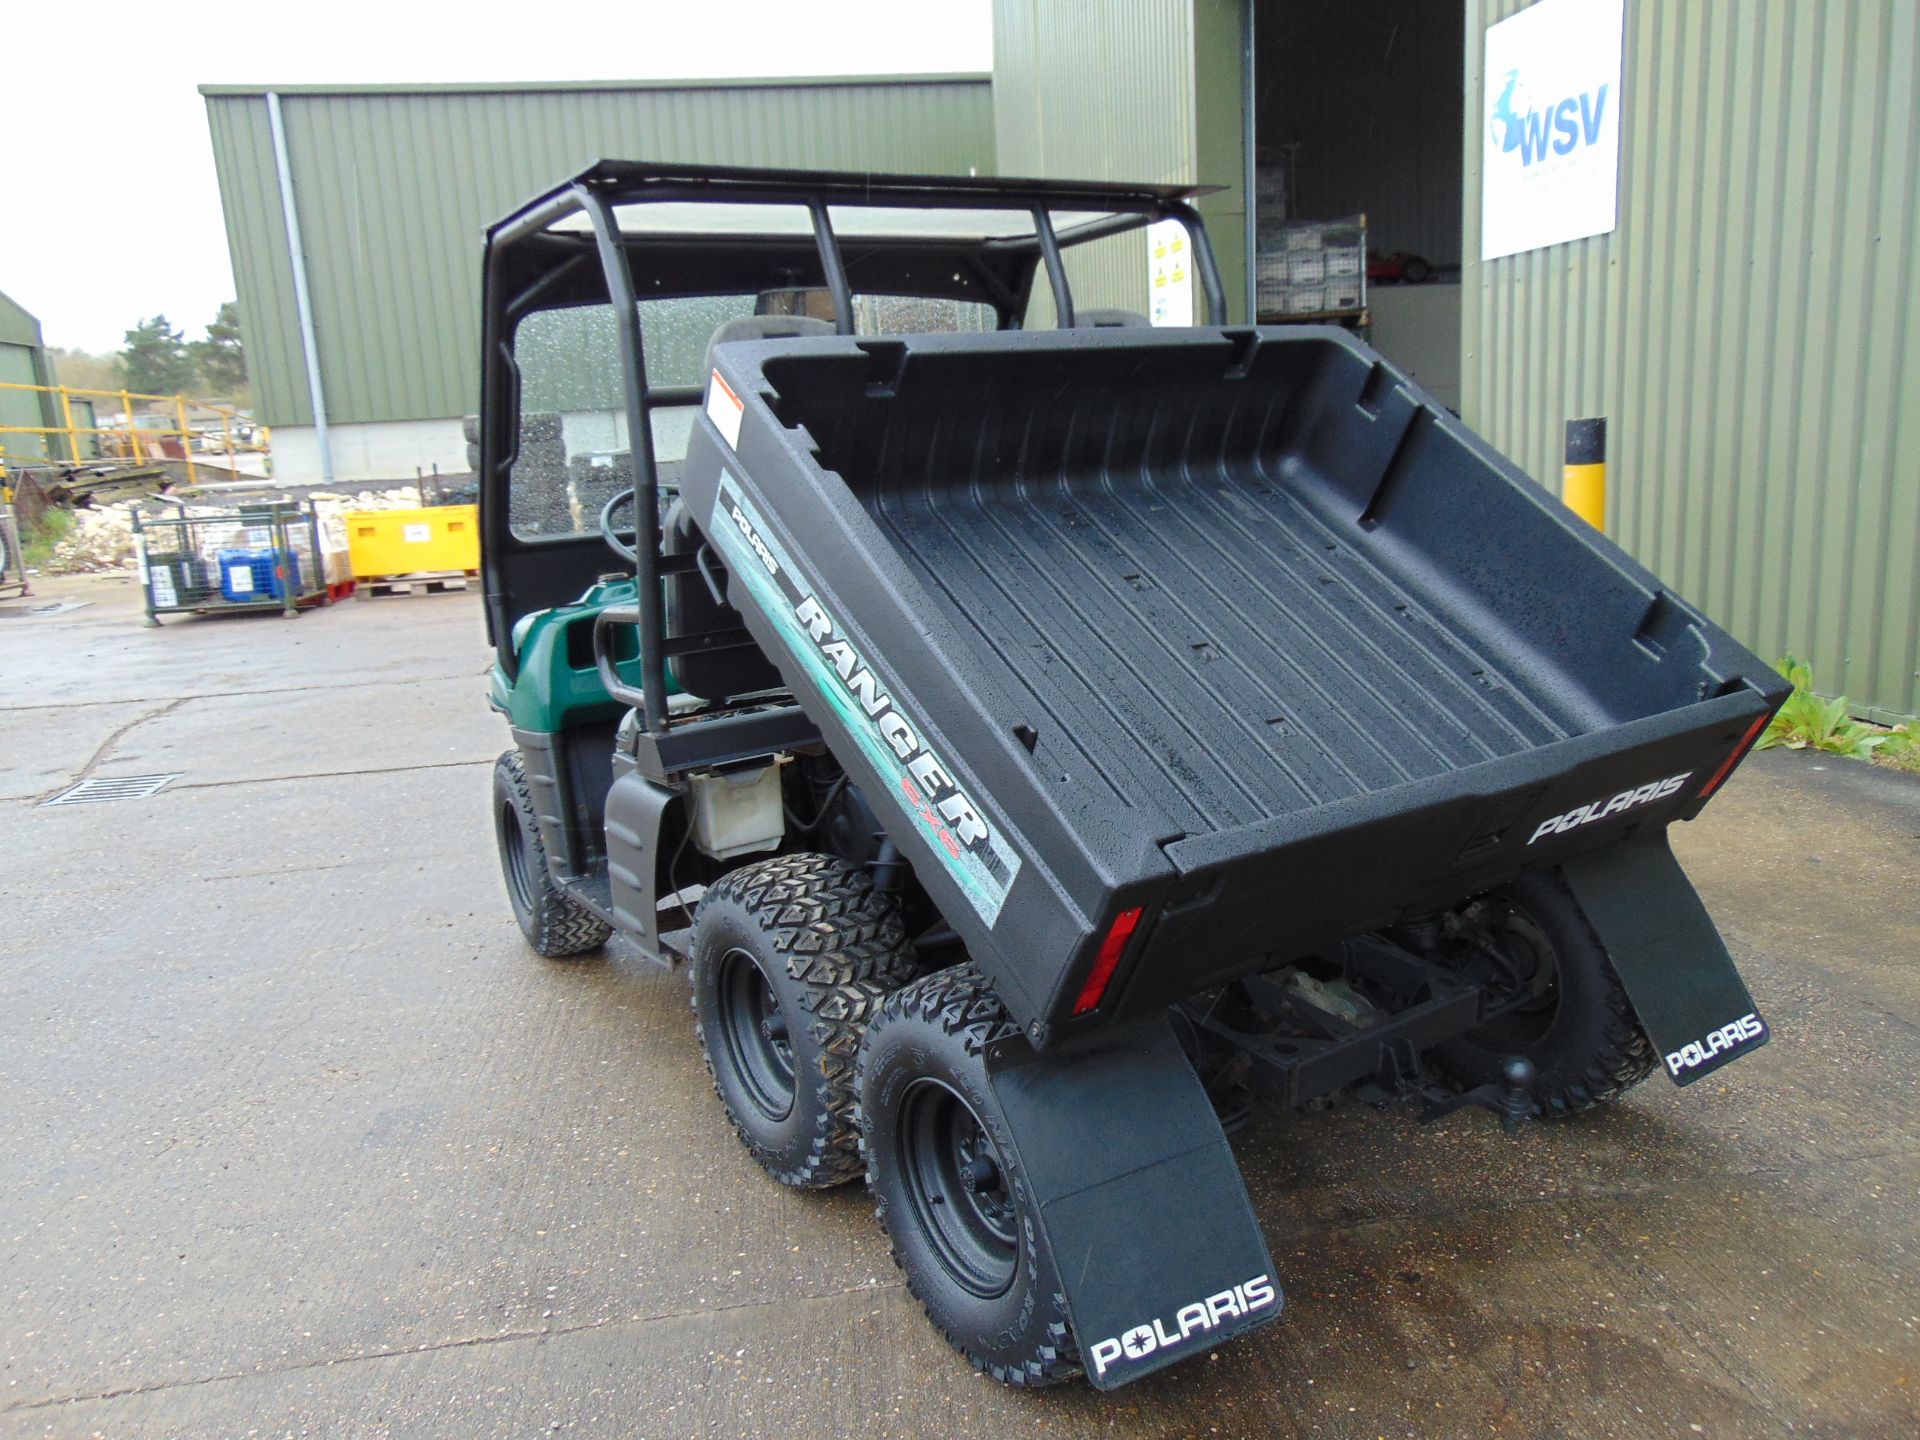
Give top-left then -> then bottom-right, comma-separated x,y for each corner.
480,161 -> 1786,1389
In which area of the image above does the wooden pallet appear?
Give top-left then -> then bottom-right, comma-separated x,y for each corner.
355,570 -> 475,599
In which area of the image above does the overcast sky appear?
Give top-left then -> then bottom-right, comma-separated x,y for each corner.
0,0 -> 994,353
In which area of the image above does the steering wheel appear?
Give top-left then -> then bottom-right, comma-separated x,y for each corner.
599,487 -> 638,565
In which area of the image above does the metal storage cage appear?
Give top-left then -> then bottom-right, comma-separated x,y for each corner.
132,500 -> 328,623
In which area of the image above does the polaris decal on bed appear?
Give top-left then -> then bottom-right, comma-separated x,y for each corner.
710,474 -> 1023,925
1666,1012 -> 1768,1081
1527,771 -> 1693,845
1087,1274 -> 1279,1381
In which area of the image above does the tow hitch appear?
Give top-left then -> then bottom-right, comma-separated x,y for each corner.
1417,1055 -> 1538,1133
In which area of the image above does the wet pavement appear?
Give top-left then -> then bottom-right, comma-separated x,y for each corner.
2,572 -> 1915,1438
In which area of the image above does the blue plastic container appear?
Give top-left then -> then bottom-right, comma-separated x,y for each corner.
217,547 -> 300,602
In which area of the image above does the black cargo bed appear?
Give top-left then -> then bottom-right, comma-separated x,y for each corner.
683,326 -> 1782,1040
866,448 -> 1571,837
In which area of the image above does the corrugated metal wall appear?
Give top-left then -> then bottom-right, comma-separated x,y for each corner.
0,289 -> 44,348
1463,0 -> 1920,720
0,290 -> 55,461
992,0 -> 1246,323
203,76 -> 995,431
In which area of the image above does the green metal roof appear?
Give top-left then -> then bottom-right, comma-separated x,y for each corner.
202,75 -> 995,430
200,73 -> 988,97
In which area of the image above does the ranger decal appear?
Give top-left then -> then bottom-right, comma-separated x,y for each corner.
709,474 -> 1023,925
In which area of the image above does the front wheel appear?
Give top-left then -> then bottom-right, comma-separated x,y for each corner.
1430,870 -> 1656,1118
859,966 -> 1080,1387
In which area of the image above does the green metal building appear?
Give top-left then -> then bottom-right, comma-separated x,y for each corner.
204,3 -> 1918,717
201,74 -> 995,486
0,289 -> 58,465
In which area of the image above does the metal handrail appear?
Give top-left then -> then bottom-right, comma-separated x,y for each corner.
0,379 -> 269,481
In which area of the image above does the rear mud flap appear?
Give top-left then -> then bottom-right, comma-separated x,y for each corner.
1560,833 -> 1769,1085
983,1018 -> 1280,1389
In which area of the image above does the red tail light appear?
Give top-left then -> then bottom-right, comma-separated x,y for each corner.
1697,711 -> 1772,799
1072,905 -> 1144,1016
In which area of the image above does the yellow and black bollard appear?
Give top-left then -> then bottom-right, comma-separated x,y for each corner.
1563,418 -> 1606,531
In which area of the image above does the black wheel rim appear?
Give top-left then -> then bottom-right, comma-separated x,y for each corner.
500,803 -> 534,915
898,1079 -> 1017,1298
716,946 -> 795,1122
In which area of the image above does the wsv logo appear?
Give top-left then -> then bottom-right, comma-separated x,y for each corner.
1490,68 -> 1610,166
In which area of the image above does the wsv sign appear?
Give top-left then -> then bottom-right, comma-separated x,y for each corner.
1490,69 -> 1610,167
1480,0 -> 1622,259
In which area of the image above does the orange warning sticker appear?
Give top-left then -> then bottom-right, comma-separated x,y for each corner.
705,369 -> 744,449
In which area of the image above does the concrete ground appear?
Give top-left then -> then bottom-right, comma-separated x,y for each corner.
2,572 -> 1915,1439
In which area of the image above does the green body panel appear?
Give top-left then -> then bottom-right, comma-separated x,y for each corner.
490,577 -> 675,733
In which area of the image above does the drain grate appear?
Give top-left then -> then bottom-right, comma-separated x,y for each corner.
41,773 -> 181,806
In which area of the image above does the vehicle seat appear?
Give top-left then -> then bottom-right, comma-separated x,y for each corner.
1072,308 -> 1151,328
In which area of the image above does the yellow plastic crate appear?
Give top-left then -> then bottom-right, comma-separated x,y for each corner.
343,505 -> 478,578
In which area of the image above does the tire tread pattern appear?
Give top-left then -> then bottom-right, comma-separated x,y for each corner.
1535,876 -> 1659,1119
859,964 -> 1081,1388
496,751 -> 612,958
695,853 -> 914,1188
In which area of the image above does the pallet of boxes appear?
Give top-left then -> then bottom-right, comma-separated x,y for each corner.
1256,214 -> 1368,329
342,501 -> 479,598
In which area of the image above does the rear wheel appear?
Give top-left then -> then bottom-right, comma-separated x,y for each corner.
493,750 -> 611,958
859,966 -> 1080,1387
1431,870 -> 1656,1117
691,853 -> 914,1188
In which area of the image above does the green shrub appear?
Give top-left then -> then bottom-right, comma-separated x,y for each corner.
1757,656 -> 1892,759
19,507 -> 75,570
1874,724 -> 1919,774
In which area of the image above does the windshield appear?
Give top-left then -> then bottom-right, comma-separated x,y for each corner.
508,289 -> 998,542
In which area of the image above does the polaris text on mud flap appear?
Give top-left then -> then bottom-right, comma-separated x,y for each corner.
1088,1274 -> 1278,1380
1666,1012 -> 1768,1080
1528,771 -> 1693,845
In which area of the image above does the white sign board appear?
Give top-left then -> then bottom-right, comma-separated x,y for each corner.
1480,0 -> 1624,261
1146,219 -> 1193,326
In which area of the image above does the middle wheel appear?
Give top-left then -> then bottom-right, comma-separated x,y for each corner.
691,852 -> 914,1188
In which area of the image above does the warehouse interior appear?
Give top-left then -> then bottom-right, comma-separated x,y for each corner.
1250,0 -> 1466,410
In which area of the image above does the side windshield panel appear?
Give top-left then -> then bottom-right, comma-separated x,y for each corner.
508,296 -> 753,542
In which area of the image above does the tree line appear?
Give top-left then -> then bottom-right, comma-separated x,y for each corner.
50,303 -> 249,405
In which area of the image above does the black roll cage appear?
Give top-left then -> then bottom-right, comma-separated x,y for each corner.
480,160 -> 1227,745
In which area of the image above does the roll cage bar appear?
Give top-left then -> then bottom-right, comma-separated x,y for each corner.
479,161 -> 1228,745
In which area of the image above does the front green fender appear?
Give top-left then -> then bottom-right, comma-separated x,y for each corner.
490,577 -> 678,733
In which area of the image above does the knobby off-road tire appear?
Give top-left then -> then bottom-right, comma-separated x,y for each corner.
493,750 -> 612,958
692,853 -> 915,1189
1433,869 -> 1657,1118
859,965 -> 1080,1388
